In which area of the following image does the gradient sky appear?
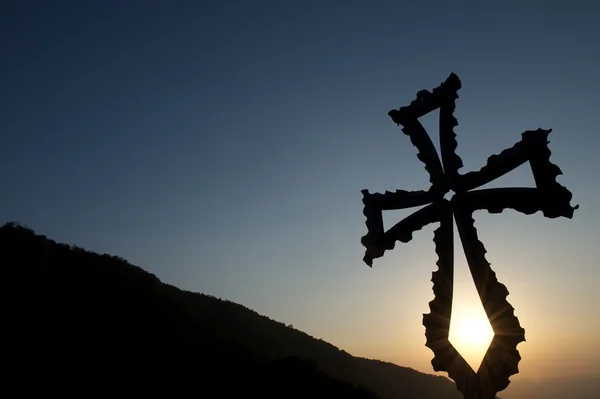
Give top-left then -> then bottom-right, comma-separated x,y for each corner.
2,1 -> 599,397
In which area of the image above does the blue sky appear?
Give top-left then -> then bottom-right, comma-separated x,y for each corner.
2,1 -> 599,395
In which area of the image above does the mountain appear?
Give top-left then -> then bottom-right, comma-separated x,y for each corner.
1,221 -> 464,398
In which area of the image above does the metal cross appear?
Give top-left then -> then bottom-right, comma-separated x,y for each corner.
361,73 -> 577,399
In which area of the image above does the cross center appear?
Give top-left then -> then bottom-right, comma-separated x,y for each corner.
443,190 -> 456,202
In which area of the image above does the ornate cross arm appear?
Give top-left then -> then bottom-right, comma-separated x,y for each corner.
361,190 -> 443,266
424,206 -> 498,398
421,197 -> 527,398
452,206 -> 525,397
457,128 -> 580,214
388,74 -> 462,191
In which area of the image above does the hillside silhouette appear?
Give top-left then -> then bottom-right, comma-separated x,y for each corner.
2,221 -> 465,398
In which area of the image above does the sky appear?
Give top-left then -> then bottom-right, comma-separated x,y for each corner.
2,1 -> 599,397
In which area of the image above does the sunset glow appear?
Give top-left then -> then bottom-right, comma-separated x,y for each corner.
2,2 -> 598,398
449,307 -> 494,371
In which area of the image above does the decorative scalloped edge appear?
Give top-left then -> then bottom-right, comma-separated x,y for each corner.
364,189 -> 435,210
399,121 -> 445,188
389,73 -> 461,124
423,207 -> 453,356
458,139 -> 530,193
522,129 -> 579,218
439,79 -> 464,181
459,188 -> 547,216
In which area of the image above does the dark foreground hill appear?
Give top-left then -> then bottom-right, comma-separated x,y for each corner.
1,222 -> 464,398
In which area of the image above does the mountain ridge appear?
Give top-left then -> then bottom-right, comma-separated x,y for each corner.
2,221 -> 466,398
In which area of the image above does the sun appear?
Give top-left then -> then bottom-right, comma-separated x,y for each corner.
448,308 -> 494,371
455,316 -> 493,346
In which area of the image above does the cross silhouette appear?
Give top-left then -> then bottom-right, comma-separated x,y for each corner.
361,73 -> 577,399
